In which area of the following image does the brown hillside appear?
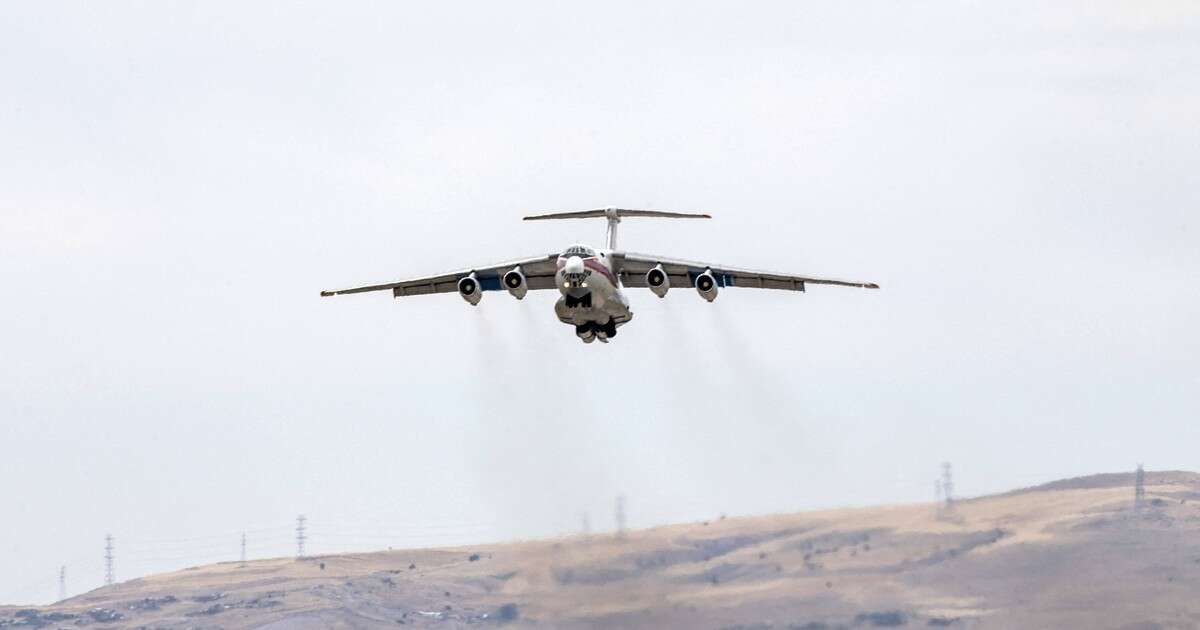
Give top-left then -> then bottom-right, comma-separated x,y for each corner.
4,471 -> 1200,629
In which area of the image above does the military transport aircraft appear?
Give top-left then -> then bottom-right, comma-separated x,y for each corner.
321,208 -> 879,343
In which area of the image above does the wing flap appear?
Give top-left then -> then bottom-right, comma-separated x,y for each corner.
392,281 -> 457,297
614,252 -> 876,291
322,254 -> 560,298
619,271 -> 692,289
526,275 -> 560,291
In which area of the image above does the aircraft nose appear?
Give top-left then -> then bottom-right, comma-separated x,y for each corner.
565,256 -> 585,275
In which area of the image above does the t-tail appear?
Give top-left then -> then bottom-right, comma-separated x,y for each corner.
522,207 -> 711,250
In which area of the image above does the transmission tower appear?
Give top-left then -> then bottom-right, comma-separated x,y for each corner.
580,512 -> 591,538
296,515 -> 307,558
615,495 -> 627,539
103,535 -> 114,586
240,532 -> 247,566
1135,464 -> 1146,511
58,566 -> 66,602
935,463 -> 955,520
941,462 -> 954,507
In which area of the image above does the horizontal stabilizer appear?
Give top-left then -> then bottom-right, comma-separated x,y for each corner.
523,208 -> 711,221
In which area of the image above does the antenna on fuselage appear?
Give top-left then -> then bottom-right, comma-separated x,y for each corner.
522,207 -> 711,250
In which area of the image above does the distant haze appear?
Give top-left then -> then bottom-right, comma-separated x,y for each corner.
1,1 -> 1197,604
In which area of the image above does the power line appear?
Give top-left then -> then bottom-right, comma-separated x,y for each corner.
126,526 -> 294,546
120,535 -> 296,557
103,535 -> 114,586
20,517 -> 516,603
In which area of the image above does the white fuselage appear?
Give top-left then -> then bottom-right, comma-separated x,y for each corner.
552,245 -> 632,342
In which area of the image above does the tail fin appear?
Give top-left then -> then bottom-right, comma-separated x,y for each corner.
523,207 -> 711,249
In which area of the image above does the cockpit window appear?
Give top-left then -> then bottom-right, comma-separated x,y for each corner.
561,245 -> 596,258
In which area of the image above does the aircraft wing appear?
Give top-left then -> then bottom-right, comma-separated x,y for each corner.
320,253 -> 561,297
613,252 -> 879,291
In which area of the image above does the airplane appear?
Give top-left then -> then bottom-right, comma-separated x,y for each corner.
320,208 -> 879,343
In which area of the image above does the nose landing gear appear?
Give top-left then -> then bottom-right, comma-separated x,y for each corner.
575,319 -> 618,344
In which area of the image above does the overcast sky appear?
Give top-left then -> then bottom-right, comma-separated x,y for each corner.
2,1 -> 1198,604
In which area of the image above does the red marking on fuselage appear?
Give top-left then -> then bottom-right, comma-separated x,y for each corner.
583,259 -> 618,285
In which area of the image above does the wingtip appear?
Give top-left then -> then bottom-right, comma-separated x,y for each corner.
320,290 -> 335,297
866,283 -> 880,289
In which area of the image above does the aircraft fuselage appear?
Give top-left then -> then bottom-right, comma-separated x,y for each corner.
552,245 -> 631,343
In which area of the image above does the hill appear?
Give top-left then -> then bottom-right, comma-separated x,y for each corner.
4,471 -> 1200,629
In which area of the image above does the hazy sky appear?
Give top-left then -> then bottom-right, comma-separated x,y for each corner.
2,1 -> 1198,604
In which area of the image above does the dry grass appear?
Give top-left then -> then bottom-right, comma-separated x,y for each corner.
5,471 -> 1200,629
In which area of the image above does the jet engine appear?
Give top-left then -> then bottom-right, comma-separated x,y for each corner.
503,266 -> 528,300
646,264 -> 669,298
695,269 -> 719,302
458,272 -> 482,305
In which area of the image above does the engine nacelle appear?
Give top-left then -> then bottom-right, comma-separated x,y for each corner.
503,266 -> 528,300
645,264 -> 670,298
457,272 -> 482,305
695,269 -> 719,302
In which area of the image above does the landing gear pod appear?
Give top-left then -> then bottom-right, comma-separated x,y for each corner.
646,264 -> 669,298
503,266 -> 528,300
458,272 -> 482,305
695,269 -> 718,302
